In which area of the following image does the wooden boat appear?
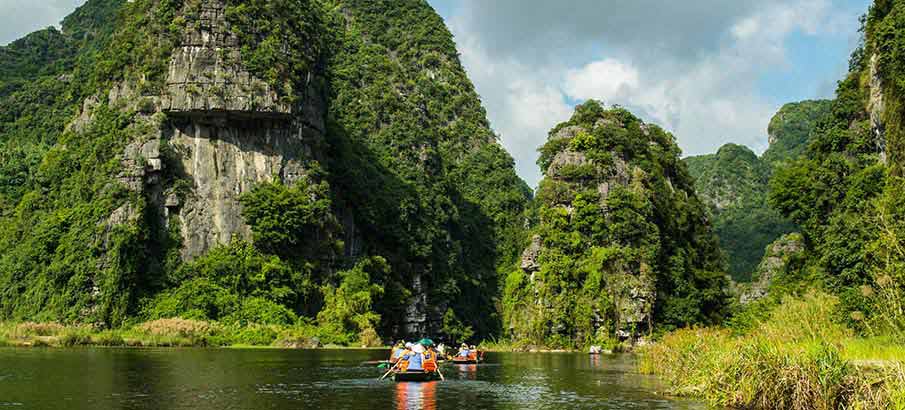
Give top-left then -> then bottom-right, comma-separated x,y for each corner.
451,357 -> 481,365
392,371 -> 441,382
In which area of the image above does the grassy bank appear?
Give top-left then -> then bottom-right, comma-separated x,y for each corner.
639,292 -> 905,410
0,318 -> 385,349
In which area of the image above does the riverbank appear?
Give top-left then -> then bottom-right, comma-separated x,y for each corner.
0,318 -> 384,349
638,292 -> 905,410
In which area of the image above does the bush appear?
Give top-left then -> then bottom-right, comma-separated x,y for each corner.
91,331 -> 125,346
59,329 -> 92,347
134,318 -> 215,339
13,322 -> 65,337
221,297 -> 297,326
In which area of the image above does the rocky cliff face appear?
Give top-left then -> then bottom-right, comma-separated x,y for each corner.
88,0 -> 327,260
506,101 -> 727,347
161,0 -> 325,259
738,233 -> 805,304
0,0 -> 530,339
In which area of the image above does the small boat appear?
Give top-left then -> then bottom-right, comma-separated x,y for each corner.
392,371 -> 442,382
451,357 -> 482,365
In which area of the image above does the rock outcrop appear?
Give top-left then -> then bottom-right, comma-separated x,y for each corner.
156,0 -> 325,259
739,233 -> 805,304
505,101 -> 727,346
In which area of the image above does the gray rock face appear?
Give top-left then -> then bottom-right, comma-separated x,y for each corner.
740,233 -> 804,304
161,0 -> 292,116
520,235 -> 542,272
86,0 -> 329,260
546,150 -> 589,178
166,119 -> 319,259
869,53 -> 888,163
154,0 -> 326,259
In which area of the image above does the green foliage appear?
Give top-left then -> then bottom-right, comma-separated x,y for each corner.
762,100 -> 834,165
239,179 -> 340,259
504,101 -> 728,347
224,0 -> 326,101
441,308 -> 475,344
317,257 -> 387,346
323,0 -> 530,339
686,144 -> 797,280
144,240 -> 308,325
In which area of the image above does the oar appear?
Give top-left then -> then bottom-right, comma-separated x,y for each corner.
379,360 -> 401,380
435,365 -> 445,381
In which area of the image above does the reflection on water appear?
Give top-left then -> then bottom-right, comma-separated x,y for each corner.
0,348 -> 716,410
395,381 -> 437,410
453,364 -> 478,380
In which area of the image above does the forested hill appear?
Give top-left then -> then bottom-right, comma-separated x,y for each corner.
0,0 -> 530,345
766,0 -> 905,331
504,101 -> 728,349
684,100 -> 830,280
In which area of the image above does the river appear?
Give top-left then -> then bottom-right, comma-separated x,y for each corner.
0,348 -> 712,409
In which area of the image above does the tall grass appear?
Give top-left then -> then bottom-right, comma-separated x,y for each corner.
640,292 -> 905,410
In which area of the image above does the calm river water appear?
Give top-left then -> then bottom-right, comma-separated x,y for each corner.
0,348 -> 712,410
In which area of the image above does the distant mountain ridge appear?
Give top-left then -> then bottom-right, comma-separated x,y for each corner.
684,100 -> 831,280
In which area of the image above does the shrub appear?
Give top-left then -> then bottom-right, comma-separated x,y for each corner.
134,318 -> 215,338
59,329 -> 92,347
13,322 -> 65,337
91,331 -> 125,346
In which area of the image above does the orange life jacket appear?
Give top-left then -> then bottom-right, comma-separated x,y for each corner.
397,349 -> 413,371
422,350 -> 438,372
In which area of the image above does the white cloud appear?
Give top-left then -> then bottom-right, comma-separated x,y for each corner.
563,59 -> 639,101
444,0 -> 864,188
0,0 -> 86,45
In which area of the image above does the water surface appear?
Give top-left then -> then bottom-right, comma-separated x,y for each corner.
0,348 -> 711,409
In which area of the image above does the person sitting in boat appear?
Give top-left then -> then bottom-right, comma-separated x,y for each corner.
468,345 -> 479,361
421,342 -> 438,372
457,343 -> 470,358
389,340 -> 406,363
402,343 -> 426,372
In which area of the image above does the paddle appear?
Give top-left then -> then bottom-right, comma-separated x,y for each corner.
435,365 -> 445,381
379,360 -> 400,380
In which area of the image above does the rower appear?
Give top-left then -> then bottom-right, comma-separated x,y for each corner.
389,340 -> 406,363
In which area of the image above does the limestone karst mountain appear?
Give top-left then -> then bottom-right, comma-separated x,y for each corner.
0,0 -> 530,341
684,100 -> 830,281
505,101 -> 728,347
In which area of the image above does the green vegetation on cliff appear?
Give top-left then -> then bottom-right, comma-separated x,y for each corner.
685,144 -> 794,280
323,0 -> 531,339
684,100 -> 831,281
762,100 -> 834,165
502,101 -> 728,349
0,0 -> 529,346
645,3 -> 905,408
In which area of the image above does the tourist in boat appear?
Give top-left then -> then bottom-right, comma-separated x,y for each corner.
403,343 -> 425,372
457,343 -> 470,358
389,340 -> 406,363
421,342 -> 438,372
468,345 -> 479,361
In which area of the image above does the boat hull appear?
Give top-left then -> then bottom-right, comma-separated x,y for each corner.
451,359 -> 480,365
392,371 -> 441,382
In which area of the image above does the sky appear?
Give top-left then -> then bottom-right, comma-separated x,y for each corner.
1,0 -> 872,189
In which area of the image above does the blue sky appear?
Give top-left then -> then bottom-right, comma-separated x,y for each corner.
0,0 -> 873,188
427,0 -> 870,187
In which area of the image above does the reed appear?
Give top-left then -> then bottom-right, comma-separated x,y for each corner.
640,292 -> 905,410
